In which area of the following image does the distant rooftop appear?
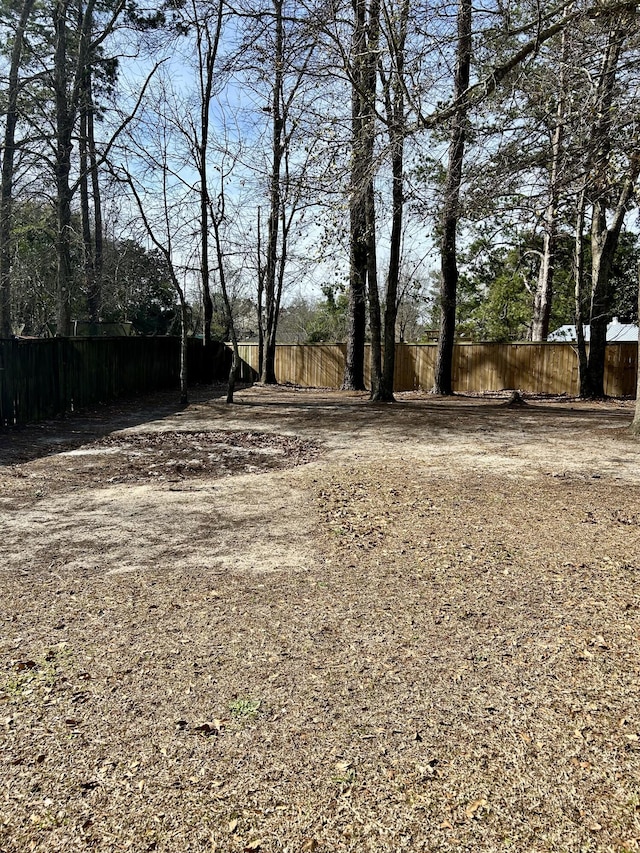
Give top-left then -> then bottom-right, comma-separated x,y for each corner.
548,319 -> 639,343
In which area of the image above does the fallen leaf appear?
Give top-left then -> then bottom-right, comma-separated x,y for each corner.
244,841 -> 261,851
14,660 -> 37,672
301,840 -> 318,852
228,819 -> 238,834
465,798 -> 487,819
194,723 -> 219,736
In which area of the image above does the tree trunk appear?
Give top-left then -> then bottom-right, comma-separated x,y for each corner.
530,230 -> 556,342
343,252 -> 367,390
433,0 -> 471,395
79,69 -> 96,327
366,178 -> 383,400
574,190 -> 589,397
179,295 -> 189,407
342,0 -> 369,392
530,25 -> 569,342
88,85 -> 103,324
256,206 -> 265,375
363,0 -> 381,401
54,0 -> 73,336
379,0 -> 409,401
380,131 -> 402,399
584,161 -> 638,397
211,201 -> 240,404
200,169 -> 213,349
260,0 -> 285,385
579,23 -> 637,397
632,262 -> 640,434
585,201 -> 615,397
0,0 -> 35,338
196,5 -> 222,352
54,0 -> 96,336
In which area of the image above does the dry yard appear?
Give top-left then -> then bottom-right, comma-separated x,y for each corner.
1,384 -> 640,853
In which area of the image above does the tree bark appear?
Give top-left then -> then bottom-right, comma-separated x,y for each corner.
366,177 -> 382,400
88,85 -> 103,324
574,190 -> 589,397
54,0 -> 97,336
342,0 -> 369,391
530,24 -> 569,341
79,66 -> 96,326
585,171 -> 637,396
433,0 -> 471,395
195,1 -> 223,352
580,22 -> 637,397
54,0 -> 74,336
0,0 -> 35,338
211,194 -> 240,404
363,0 -> 382,401
260,0 -> 285,385
378,0 -> 409,402
632,262 -> 640,434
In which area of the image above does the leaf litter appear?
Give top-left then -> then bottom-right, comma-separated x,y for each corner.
1,385 -> 640,852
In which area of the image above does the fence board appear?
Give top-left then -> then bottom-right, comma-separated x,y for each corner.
2,338 -> 637,428
236,341 -> 638,397
1,337 -> 237,428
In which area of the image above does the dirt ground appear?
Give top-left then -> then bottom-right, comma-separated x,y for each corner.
1,384 -> 640,853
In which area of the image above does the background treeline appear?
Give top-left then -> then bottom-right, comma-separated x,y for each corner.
1,0 -> 639,400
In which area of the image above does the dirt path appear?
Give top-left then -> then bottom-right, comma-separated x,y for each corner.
1,386 -> 639,852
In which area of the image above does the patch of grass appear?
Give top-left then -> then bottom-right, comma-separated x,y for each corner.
332,760 -> 357,790
228,697 -> 261,721
2,644 -> 71,703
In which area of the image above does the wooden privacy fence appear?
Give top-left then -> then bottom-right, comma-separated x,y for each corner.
237,341 -> 638,396
0,337 -> 238,427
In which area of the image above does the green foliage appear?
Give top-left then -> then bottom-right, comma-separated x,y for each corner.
207,292 -> 256,342
305,285 -> 348,343
274,287 -> 348,344
9,202 -> 178,335
452,229 -> 640,342
457,232 -> 640,341
10,201 -> 84,335
228,697 -> 261,720
101,239 -> 177,335
608,231 -> 640,323
455,238 -> 536,341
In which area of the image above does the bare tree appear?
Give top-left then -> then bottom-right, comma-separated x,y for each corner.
121,164 -> 191,406
254,0 -> 316,384
343,0 -> 380,392
632,262 -> 640,434
378,0 -> 410,401
0,0 -> 35,337
185,0 -> 225,349
209,173 -> 241,403
577,14 -> 640,397
530,21 -> 571,342
432,0 -> 471,395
